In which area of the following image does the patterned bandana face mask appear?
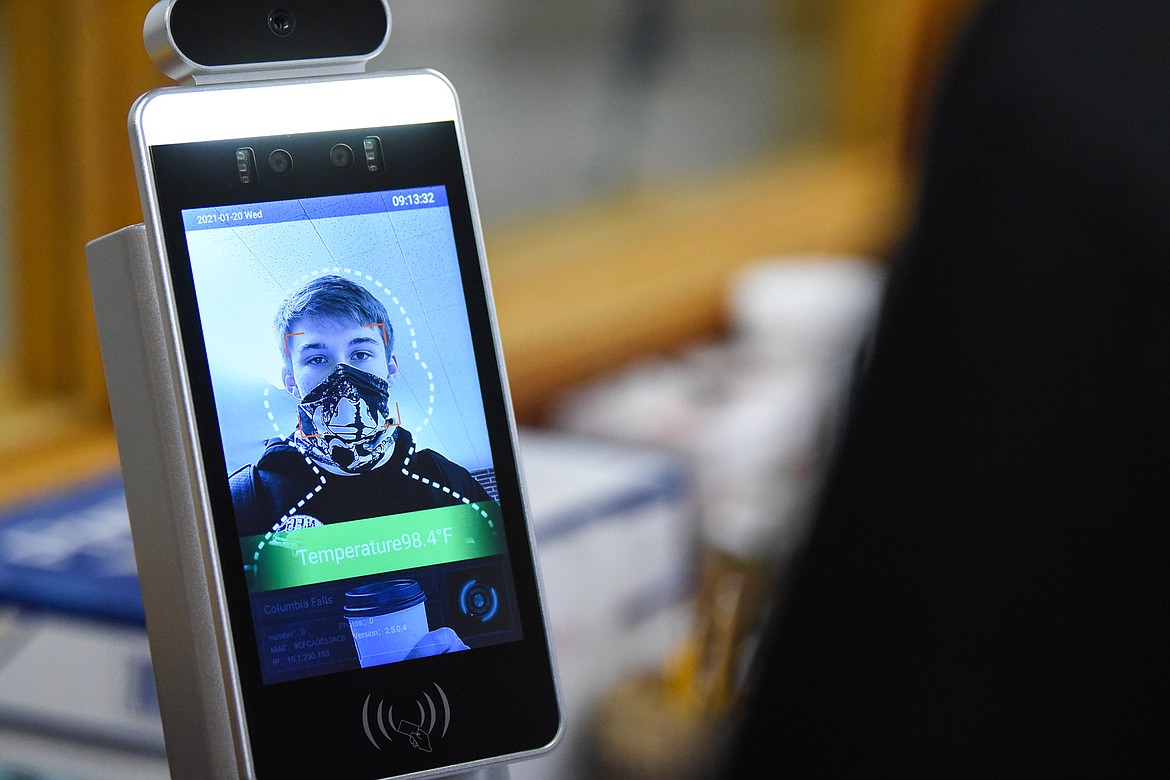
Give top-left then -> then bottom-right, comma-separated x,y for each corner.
295,363 -> 397,474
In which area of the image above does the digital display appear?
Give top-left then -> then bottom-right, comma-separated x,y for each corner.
134,73 -> 560,777
182,185 -> 522,685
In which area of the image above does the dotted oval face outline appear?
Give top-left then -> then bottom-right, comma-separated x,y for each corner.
250,265 -> 492,553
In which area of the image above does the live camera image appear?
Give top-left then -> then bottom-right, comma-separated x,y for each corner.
181,188 -> 518,682
183,188 -> 494,521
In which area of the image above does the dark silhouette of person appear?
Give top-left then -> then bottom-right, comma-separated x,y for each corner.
721,1 -> 1170,774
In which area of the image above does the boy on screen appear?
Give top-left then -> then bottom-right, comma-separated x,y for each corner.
229,275 -> 491,539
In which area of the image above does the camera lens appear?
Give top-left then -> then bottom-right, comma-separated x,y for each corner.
329,144 -> 354,168
268,149 -> 293,174
267,8 -> 296,37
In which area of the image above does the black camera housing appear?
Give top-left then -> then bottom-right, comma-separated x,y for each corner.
145,0 -> 390,84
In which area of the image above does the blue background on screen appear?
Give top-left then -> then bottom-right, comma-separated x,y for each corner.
183,187 -> 492,476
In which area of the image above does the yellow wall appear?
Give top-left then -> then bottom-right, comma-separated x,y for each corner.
0,0 -> 975,503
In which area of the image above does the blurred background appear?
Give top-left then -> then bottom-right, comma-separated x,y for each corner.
0,1 -> 974,778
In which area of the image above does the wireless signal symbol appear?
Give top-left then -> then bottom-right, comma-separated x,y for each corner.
361,683 -> 452,753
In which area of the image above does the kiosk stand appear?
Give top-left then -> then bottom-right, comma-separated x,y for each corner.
88,2 -> 526,778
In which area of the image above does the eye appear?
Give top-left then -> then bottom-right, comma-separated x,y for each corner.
304,355 -> 329,366
351,349 -> 375,362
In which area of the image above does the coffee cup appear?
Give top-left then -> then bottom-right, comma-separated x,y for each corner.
343,579 -> 430,667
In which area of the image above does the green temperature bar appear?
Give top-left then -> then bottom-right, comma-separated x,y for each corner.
242,502 -> 504,591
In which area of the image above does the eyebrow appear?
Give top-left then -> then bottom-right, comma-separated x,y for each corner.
295,335 -> 381,355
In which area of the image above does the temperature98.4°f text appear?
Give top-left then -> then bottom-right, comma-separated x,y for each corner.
294,526 -> 455,567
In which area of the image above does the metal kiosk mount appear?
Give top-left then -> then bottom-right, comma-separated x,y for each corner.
87,2 -> 521,778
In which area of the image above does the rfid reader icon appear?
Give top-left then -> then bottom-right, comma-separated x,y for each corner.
361,683 -> 452,753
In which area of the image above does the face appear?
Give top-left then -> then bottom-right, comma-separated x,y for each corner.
282,316 -> 396,398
